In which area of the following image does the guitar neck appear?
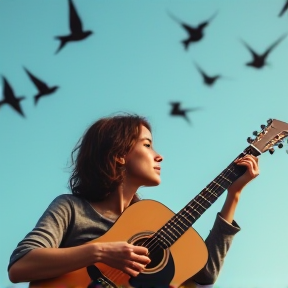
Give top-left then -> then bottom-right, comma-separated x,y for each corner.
152,145 -> 261,249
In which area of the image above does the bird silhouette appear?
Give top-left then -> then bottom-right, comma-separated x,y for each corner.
55,0 -> 93,54
194,62 -> 222,87
169,102 -> 201,124
279,0 -> 288,17
168,11 -> 217,50
242,34 -> 287,69
24,67 -> 59,105
0,76 -> 25,117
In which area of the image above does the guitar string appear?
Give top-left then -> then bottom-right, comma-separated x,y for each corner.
141,161 -> 238,254
110,161 -> 240,283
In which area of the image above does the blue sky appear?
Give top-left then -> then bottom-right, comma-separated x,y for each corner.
1,1 -> 288,288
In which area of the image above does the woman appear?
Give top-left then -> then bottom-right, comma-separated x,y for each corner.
8,113 -> 259,288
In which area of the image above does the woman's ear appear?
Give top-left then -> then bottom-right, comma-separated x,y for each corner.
116,157 -> 125,165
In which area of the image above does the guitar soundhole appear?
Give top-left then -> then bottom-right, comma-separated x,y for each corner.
129,231 -> 169,273
134,238 -> 164,269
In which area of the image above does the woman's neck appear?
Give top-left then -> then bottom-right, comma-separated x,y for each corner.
91,183 -> 138,218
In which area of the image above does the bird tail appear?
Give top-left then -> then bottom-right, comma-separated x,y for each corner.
54,36 -> 69,54
182,39 -> 190,50
34,95 -> 40,105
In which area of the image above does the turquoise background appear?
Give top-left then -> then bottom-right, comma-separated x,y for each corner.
1,1 -> 288,287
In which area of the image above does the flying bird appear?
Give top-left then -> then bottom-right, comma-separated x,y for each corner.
24,68 -> 59,105
279,0 -> 288,17
55,0 -> 93,54
169,102 -> 201,124
242,34 -> 287,69
0,76 -> 25,117
168,11 -> 217,50
194,62 -> 222,87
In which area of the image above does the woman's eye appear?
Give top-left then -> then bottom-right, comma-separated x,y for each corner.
144,143 -> 151,148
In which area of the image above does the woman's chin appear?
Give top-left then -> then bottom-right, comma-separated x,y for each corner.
145,178 -> 161,187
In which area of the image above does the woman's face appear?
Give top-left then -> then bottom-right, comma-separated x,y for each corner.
124,125 -> 163,187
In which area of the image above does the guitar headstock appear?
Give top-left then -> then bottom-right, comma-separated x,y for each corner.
247,119 -> 288,155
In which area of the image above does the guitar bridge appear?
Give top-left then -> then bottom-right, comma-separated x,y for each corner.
87,265 -> 118,288
88,278 -> 114,288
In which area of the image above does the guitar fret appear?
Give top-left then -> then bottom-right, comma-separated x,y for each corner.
204,187 -> 218,197
219,173 -> 232,183
199,194 -> 212,204
190,208 -> 202,219
165,222 -> 182,237
160,229 -> 175,244
185,206 -> 201,216
173,216 -> 187,231
227,167 -> 237,176
193,199 -> 206,210
157,233 -> 171,248
212,180 -> 225,189
164,224 -> 180,239
178,212 -> 194,226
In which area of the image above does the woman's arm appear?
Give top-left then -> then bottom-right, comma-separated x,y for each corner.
8,194 -> 150,283
220,154 -> 259,223
9,244 -> 97,282
9,241 -> 150,283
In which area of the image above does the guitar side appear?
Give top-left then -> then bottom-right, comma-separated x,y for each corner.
30,199 -> 208,288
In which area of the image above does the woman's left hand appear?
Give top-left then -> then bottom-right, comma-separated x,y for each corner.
228,154 -> 259,196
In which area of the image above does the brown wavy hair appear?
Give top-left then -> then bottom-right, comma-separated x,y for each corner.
69,113 -> 151,202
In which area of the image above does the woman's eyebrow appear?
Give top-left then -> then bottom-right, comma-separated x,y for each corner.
140,137 -> 152,143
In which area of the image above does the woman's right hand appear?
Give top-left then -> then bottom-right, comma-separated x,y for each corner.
93,242 -> 151,277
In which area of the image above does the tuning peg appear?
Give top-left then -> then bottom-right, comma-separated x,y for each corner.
269,148 -> 275,155
260,124 -> 266,130
278,143 -> 284,149
267,119 -> 272,125
247,137 -> 254,144
252,131 -> 258,136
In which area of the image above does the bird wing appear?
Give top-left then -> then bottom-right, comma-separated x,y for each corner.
194,62 -> 207,78
186,107 -> 202,113
263,34 -> 287,58
279,0 -> 288,17
24,68 -> 49,91
2,77 -> 25,116
69,0 -> 83,33
198,11 -> 218,29
241,40 -> 259,59
207,11 -> 218,23
3,77 -> 16,101
167,12 -> 196,33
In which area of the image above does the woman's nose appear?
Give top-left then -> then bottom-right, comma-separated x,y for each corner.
155,154 -> 163,163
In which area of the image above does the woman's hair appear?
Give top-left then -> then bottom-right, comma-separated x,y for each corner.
69,113 -> 151,202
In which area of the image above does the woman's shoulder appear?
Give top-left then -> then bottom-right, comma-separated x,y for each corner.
53,193 -> 82,202
48,193 -> 90,211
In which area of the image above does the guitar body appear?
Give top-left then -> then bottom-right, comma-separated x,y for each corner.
30,199 -> 208,288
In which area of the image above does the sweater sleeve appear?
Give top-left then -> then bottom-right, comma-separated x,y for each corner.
8,195 -> 73,270
181,213 -> 241,286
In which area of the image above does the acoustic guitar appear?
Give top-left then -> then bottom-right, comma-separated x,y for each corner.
30,118 -> 288,288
